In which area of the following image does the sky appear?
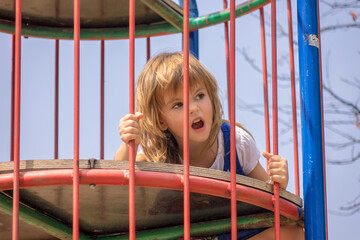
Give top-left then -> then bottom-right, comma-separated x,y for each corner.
0,0 -> 359,239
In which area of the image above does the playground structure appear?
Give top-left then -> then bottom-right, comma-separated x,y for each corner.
0,0 -> 327,239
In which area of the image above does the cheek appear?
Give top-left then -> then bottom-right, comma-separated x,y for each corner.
206,98 -> 214,115
164,110 -> 182,124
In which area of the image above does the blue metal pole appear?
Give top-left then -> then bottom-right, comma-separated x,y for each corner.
297,0 -> 326,239
179,0 -> 199,59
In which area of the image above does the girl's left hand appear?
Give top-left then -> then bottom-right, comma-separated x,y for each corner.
262,151 -> 289,189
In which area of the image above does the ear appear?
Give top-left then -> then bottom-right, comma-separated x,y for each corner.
159,119 -> 168,131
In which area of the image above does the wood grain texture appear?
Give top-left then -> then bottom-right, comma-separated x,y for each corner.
0,159 -> 302,206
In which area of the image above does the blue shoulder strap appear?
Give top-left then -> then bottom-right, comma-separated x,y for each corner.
221,122 -> 245,175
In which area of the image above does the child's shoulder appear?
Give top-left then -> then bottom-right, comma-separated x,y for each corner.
220,121 -> 255,143
234,123 -> 254,139
234,124 -> 257,148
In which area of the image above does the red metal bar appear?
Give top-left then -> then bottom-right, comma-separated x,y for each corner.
73,0 -> 80,238
317,1 -> 328,238
99,40 -> 106,224
259,8 -> 271,172
286,0 -> 299,197
54,0 -> 59,161
183,1 -> 190,239
100,40 -> 105,160
229,0 -> 237,239
10,35 -> 15,162
128,0 -> 136,239
223,0 -> 231,118
13,0 -> 22,238
0,169 -> 302,221
271,0 -> 280,239
55,39 -> 59,160
146,37 -> 150,61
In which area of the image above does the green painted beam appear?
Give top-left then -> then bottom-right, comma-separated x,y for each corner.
0,193 -> 91,240
0,0 -> 270,40
189,0 -> 270,30
0,19 -> 178,40
97,213 -> 295,240
141,0 -> 183,31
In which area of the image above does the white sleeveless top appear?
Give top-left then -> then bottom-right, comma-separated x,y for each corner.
137,126 -> 260,175
209,126 -> 260,175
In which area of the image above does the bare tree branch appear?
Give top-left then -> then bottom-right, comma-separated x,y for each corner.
235,96 -> 294,130
330,192 -> 360,216
325,120 -> 356,125
321,23 -> 360,33
235,46 -> 294,85
340,77 -> 360,90
321,0 -> 360,18
326,152 -> 360,165
326,140 -> 360,149
249,11 -> 299,45
326,124 -> 358,141
321,0 -> 360,10
323,84 -> 360,114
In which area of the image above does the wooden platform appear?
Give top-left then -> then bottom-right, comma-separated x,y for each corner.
0,0 -> 271,40
0,160 -> 302,239
0,0 -> 184,39
0,0 -> 182,29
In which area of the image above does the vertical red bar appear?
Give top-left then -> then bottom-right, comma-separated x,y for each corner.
183,1 -> 190,239
55,39 -> 59,160
100,40 -> 105,160
271,1 -> 278,155
10,35 -> 15,162
271,0 -> 280,239
128,0 -> 136,239
13,0 -> 22,239
259,8 -> 271,171
54,0 -> 60,160
223,0 -> 230,117
146,37 -> 150,61
317,1 -> 328,238
229,0 -> 237,239
73,0 -> 80,239
286,0 -> 299,196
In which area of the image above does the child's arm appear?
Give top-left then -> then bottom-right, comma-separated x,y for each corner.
247,151 -> 289,189
247,162 -> 270,182
114,112 -> 146,161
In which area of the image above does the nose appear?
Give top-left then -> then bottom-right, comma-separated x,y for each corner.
189,102 -> 199,116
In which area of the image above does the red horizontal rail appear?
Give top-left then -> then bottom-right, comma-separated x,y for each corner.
0,169 -> 301,221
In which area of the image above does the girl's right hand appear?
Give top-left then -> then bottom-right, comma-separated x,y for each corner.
118,112 -> 143,146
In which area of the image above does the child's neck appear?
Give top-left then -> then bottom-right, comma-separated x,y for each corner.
180,139 -> 218,168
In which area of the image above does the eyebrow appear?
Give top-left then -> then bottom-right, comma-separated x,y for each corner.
194,87 -> 206,93
190,86 -> 206,97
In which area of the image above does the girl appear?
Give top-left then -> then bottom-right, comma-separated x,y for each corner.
115,52 -> 304,239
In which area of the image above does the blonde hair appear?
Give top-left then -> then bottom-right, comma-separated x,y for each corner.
136,52 -> 223,164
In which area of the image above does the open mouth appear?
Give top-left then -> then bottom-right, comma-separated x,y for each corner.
191,119 -> 204,130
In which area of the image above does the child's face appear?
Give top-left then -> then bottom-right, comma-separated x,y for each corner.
159,81 -> 213,148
